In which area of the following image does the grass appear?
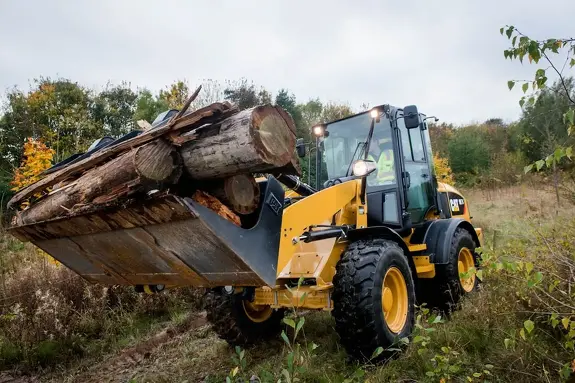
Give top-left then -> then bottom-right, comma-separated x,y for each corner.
2,181 -> 575,382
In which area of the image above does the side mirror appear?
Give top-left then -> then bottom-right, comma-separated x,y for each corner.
296,138 -> 306,158
403,105 -> 420,129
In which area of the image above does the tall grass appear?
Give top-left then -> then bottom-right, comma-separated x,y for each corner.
0,230 -> 202,370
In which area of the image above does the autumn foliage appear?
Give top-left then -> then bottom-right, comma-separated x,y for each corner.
433,153 -> 455,185
11,137 -> 54,191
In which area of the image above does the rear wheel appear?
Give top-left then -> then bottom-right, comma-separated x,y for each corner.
418,228 -> 479,312
204,288 -> 285,346
332,238 -> 415,361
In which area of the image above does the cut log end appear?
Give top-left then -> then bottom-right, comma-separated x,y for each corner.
134,139 -> 180,182
207,175 -> 260,215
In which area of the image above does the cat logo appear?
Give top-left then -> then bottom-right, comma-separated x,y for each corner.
450,198 -> 465,214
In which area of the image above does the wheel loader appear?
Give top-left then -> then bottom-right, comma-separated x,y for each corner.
7,103 -> 482,361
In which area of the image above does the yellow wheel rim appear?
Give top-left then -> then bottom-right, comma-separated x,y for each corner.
458,247 -> 476,293
242,300 -> 273,323
382,267 -> 408,334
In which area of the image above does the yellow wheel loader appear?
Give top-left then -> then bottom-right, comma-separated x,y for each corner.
8,104 -> 482,361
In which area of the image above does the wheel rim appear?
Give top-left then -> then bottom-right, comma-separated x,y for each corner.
382,267 -> 408,333
458,247 -> 476,292
242,300 -> 273,323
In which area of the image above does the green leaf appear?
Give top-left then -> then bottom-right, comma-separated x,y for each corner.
535,160 -> 545,171
522,82 -> 528,93
299,292 -> 307,304
507,80 -> 515,90
297,276 -> 305,288
294,316 -> 305,339
473,372 -> 482,378
562,317 -> 570,330
476,269 -> 483,280
287,352 -> 294,371
519,98 -> 525,108
565,109 -> 575,125
554,147 -> 565,161
524,319 -> 535,334
370,346 -> 384,360
566,146 -> 573,159
545,154 -> 554,168
520,328 -> 526,340
525,262 -> 533,274
283,318 -> 296,329
505,26 -> 514,39
281,330 -> 291,346
512,35 -> 517,47
430,314 -> 442,324
485,364 -> 494,369
504,338 -> 512,349
500,27 -> 504,35
524,164 -> 533,174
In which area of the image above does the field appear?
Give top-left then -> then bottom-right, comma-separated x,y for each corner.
1,180 -> 574,383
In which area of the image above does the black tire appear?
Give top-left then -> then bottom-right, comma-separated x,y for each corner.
204,288 -> 285,346
332,238 -> 416,361
417,228 -> 479,313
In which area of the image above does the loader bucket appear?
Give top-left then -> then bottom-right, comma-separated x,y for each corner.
8,177 -> 286,288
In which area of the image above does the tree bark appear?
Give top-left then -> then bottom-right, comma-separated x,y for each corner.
8,102 -> 235,210
206,175 -> 260,215
15,139 -> 180,225
180,105 -> 298,179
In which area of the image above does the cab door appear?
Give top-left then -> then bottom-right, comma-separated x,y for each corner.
395,110 -> 435,224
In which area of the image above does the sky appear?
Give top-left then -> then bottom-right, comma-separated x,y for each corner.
0,0 -> 574,125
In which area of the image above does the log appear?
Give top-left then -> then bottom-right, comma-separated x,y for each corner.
206,175 -> 260,215
192,190 -> 241,225
180,105 -> 297,179
15,139 -> 180,225
8,101 -> 236,210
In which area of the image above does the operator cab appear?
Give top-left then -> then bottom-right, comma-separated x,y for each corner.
303,104 -> 438,232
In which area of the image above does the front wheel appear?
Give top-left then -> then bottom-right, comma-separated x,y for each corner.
204,288 -> 285,346
332,238 -> 416,361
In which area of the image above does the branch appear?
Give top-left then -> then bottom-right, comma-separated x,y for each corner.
541,50 -> 575,105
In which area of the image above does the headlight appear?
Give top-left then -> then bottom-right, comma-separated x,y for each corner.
312,125 -> 325,137
352,160 -> 376,176
370,108 -> 380,119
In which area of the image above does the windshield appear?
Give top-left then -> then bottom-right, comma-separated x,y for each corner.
319,112 -> 395,186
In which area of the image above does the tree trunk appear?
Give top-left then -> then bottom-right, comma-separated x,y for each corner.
206,175 -> 260,215
180,105 -> 298,179
15,139 -> 180,225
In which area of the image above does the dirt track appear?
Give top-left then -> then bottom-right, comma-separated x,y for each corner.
44,311 -> 221,383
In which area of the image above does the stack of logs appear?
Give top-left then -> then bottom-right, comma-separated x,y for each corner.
7,86 -> 301,227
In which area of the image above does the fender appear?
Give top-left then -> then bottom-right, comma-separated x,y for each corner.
421,218 -> 480,265
347,226 -> 410,256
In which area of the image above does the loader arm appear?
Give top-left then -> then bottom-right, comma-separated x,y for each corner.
276,178 -> 367,278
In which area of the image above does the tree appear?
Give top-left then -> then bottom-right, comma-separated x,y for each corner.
501,26 -> 575,173
91,82 -> 138,138
11,137 -> 54,193
133,89 -> 169,124
159,80 -> 189,110
447,127 -> 490,178
223,78 -> 270,110
0,78 -> 100,165
433,153 -> 455,185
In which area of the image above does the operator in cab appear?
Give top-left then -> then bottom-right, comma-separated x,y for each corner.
367,137 -> 395,185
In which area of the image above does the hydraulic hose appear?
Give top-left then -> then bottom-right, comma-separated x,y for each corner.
276,174 -> 317,196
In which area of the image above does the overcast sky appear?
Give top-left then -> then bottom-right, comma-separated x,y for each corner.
0,0 -> 573,125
